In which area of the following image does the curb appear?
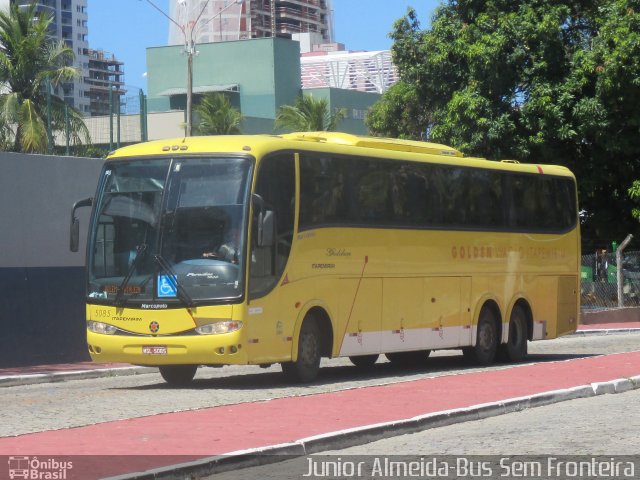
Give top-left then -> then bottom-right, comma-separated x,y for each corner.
0,366 -> 156,388
572,327 -> 640,336
106,374 -> 640,480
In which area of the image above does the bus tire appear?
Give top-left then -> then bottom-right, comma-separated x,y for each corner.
349,354 -> 379,369
159,365 -> 198,386
281,318 -> 321,383
499,305 -> 528,362
385,350 -> 431,367
465,307 -> 498,365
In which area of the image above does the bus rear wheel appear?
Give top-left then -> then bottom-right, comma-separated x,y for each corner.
159,365 -> 198,386
499,305 -> 528,362
464,307 -> 498,365
385,350 -> 431,367
281,318 -> 321,383
349,354 -> 379,369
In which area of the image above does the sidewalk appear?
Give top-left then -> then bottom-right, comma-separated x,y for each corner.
1,350 -> 639,480
0,362 -> 155,387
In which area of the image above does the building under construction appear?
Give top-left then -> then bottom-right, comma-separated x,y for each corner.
168,0 -> 334,45
85,49 -> 126,117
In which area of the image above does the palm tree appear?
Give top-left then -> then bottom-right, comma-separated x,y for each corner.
0,2 -> 89,153
275,94 -> 347,132
194,93 -> 242,135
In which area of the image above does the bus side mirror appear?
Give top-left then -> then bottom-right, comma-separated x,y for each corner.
70,197 -> 93,252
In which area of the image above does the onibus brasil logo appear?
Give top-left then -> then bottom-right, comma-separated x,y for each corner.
8,456 -> 73,479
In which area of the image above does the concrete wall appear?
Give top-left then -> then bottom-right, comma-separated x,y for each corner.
0,152 -> 104,367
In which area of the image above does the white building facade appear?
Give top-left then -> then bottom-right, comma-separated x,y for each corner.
301,50 -> 399,94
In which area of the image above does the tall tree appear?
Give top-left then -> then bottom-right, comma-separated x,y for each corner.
368,1 -> 640,250
275,94 -> 347,132
194,92 -> 242,135
0,2 -> 90,153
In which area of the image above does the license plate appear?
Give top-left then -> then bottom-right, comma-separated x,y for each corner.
142,346 -> 167,355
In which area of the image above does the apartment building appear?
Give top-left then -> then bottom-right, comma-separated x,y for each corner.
85,49 -> 126,117
0,0 -> 128,117
0,0 -> 90,114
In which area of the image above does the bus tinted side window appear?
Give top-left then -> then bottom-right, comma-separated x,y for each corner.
507,174 -> 576,232
299,152 -> 576,234
299,154 -> 346,229
349,157 -> 394,225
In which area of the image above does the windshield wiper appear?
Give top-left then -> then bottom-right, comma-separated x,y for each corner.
115,243 -> 148,307
153,254 -> 195,308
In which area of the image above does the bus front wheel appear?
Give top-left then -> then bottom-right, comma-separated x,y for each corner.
282,318 -> 321,383
159,365 -> 198,386
464,308 -> 498,365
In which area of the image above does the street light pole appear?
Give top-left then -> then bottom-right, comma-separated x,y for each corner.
142,0 -> 244,137
186,37 -> 194,136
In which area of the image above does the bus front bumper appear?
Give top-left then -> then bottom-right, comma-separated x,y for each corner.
86,330 -> 248,366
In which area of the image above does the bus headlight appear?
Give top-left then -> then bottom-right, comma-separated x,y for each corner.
195,321 -> 243,335
87,321 -> 118,335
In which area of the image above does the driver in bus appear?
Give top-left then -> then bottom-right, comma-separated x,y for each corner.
203,227 -> 239,264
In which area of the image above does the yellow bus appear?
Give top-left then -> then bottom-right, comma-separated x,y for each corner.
70,132 -> 579,385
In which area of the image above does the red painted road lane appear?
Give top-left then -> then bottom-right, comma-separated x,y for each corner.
1,351 -> 640,476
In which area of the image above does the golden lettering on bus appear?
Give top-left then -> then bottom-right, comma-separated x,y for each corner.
451,245 -> 567,261
326,248 -> 352,257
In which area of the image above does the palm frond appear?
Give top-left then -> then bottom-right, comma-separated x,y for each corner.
275,94 -> 346,132
0,3 -> 89,153
17,99 -> 47,153
194,93 -> 242,135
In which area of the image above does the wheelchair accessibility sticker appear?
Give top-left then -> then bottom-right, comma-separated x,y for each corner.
157,274 -> 178,298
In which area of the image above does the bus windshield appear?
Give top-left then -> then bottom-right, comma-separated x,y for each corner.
87,156 -> 252,305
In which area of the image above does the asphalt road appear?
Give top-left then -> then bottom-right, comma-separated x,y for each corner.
2,332 -> 638,439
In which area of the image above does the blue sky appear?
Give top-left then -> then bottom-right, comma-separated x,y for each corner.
88,0 -> 440,92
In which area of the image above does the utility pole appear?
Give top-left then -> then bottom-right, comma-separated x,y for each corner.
143,0 -> 244,137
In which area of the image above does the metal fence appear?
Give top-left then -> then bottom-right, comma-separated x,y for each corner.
49,86 -> 148,155
83,88 -> 148,150
581,250 -> 640,310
